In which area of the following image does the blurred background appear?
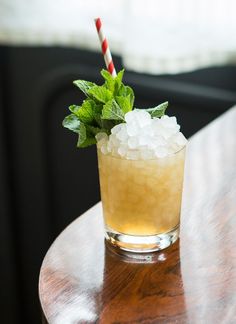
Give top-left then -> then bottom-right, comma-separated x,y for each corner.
1,0 -> 236,323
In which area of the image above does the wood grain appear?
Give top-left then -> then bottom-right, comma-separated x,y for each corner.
39,107 -> 236,324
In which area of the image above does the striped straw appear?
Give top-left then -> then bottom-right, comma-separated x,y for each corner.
94,17 -> 117,77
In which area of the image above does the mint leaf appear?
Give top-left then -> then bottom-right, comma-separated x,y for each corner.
100,119 -> 117,132
76,122 -> 86,146
145,101 -> 168,118
94,113 -> 103,128
73,80 -> 96,96
101,69 -> 125,95
115,69 -> 124,88
76,100 -> 96,124
86,125 -> 105,136
101,69 -> 115,92
69,105 -> 80,114
77,124 -> 101,148
102,99 -> 125,121
116,95 -> 132,113
62,114 -> 81,133
78,137 -> 96,148
63,116 -> 96,147
77,123 -> 96,147
126,86 -> 135,108
101,69 -> 113,81
113,69 -> 124,94
118,84 -> 134,108
69,101 -> 103,126
88,85 -> 113,103
76,122 -> 97,148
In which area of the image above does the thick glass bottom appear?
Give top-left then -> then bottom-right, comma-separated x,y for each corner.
105,224 -> 179,253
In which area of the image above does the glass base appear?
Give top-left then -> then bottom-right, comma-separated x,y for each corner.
105,225 -> 179,253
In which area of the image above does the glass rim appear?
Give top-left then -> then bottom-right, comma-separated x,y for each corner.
97,143 -> 186,162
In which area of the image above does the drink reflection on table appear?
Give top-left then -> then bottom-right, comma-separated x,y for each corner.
100,240 -> 188,323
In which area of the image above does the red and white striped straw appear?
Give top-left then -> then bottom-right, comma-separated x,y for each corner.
94,17 -> 117,78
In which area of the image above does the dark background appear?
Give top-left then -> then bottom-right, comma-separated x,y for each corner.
0,45 -> 236,323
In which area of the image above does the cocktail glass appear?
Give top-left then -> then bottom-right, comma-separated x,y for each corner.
97,146 -> 186,252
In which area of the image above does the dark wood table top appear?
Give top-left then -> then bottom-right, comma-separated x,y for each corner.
39,107 -> 236,324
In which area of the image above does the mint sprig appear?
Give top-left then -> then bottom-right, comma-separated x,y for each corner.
137,101 -> 168,118
62,69 -> 168,148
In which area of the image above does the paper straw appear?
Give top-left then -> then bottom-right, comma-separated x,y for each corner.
94,17 -> 117,77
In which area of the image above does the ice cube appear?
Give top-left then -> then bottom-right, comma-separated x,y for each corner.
111,124 -> 123,135
148,136 -> 167,149
116,125 -> 129,141
152,120 -> 165,135
142,123 -> 155,136
125,111 -> 136,124
97,139 -> 106,149
109,134 -> 120,147
95,132 -> 108,142
160,116 -> 180,133
128,136 -> 139,149
118,145 -> 127,157
155,136 -> 167,146
174,132 -> 187,146
107,141 -> 113,152
154,146 -> 168,158
111,147 -> 119,157
140,149 -> 155,160
152,118 -> 162,126
127,123 -> 139,136
139,134 -> 151,146
125,109 -> 151,126
134,110 -> 151,128
158,127 -> 172,140
101,144 -> 109,155
167,116 -> 178,127
170,124 -> 180,135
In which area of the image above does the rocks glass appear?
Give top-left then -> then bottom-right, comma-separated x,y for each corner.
97,145 -> 186,253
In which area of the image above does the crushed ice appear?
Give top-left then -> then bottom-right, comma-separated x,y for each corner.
96,109 -> 187,160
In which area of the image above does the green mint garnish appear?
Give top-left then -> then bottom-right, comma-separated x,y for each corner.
73,80 -> 96,96
62,114 -> 81,133
102,99 -> 125,121
88,86 -> 113,104
62,69 -> 168,148
141,101 -> 168,118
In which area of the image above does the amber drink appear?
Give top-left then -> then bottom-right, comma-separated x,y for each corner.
97,146 -> 185,252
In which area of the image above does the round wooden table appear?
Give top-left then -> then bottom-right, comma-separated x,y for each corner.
39,108 -> 236,324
